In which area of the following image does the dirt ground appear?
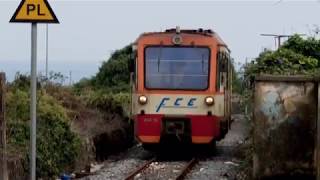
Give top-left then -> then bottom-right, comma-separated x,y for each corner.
186,114 -> 249,180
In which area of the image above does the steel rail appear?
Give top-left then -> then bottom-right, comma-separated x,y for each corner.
124,157 -> 156,180
175,158 -> 198,180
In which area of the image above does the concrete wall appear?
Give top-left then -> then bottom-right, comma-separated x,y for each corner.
253,76 -> 317,178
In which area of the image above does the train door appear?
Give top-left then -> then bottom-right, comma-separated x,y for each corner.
129,44 -> 137,120
217,46 -> 232,138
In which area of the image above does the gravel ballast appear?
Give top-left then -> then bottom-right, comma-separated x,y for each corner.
81,114 -> 248,180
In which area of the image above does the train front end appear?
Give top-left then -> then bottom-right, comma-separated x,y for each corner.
130,28 -> 231,147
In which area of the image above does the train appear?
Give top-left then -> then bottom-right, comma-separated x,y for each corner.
129,27 -> 232,149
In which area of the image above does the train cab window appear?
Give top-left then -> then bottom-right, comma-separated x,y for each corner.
145,46 -> 210,90
216,51 -> 229,92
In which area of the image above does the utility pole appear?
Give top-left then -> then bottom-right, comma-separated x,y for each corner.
260,33 -> 306,50
260,34 -> 291,49
69,71 -> 72,86
45,24 -> 49,80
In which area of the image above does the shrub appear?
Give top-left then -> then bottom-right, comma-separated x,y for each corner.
81,89 -> 130,117
6,90 -> 81,178
243,35 -> 320,89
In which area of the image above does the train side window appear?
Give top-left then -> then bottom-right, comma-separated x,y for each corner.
216,51 -> 229,92
129,54 -> 135,73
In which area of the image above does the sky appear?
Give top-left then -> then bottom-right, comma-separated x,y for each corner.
0,0 -> 320,82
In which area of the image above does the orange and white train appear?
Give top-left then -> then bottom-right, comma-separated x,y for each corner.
129,27 -> 232,149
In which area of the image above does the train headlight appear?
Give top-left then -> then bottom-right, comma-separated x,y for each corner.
138,95 -> 148,105
205,96 -> 214,106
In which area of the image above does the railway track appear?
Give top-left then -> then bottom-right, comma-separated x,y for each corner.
79,115 -> 246,180
125,157 -> 198,180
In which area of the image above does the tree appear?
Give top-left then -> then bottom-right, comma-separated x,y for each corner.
93,45 -> 132,91
282,35 -> 320,62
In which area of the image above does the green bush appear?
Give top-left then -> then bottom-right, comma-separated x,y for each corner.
37,114 -> 81,177
249,48 -> 317,75
282,34 -> 320,62
6,90 -> 81,178
80,89 -> 130,117
243,35 -> 320,87
6,89 -> 30,122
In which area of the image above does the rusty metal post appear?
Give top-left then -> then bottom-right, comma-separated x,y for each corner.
0,73 -> 8,180
252,80 -> 259,179
317,82 -> 320,180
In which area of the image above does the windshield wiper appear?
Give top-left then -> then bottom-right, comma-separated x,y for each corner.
157,46 -> 162,72
202,54 -> 205,73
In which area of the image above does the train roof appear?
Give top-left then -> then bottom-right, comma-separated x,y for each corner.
136,28 -> 229,50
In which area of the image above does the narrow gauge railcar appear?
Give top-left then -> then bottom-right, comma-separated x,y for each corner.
129,27 -> 232,149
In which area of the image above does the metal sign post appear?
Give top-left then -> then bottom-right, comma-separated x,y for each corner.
30,22 -> 37,180
9,1 -> 59,179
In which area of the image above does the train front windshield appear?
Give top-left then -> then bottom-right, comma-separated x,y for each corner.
145,47 -> 210,90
